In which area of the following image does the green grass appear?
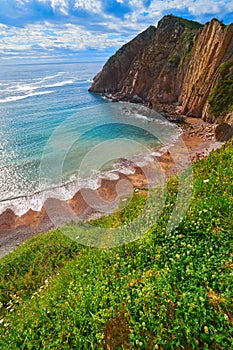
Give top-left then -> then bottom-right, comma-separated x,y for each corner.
0,139 -> 232,349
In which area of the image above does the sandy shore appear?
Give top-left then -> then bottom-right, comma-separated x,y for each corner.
0,117 -> 223,258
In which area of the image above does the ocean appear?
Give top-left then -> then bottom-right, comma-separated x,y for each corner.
0,61 -> 180,215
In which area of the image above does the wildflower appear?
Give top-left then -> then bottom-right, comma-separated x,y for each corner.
0,319 -> 4,324
203,179 -> 209,183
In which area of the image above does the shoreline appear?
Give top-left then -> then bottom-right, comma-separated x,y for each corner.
0,116 -> 223,258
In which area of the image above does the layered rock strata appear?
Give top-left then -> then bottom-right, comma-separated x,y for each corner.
89,15 -> 233,123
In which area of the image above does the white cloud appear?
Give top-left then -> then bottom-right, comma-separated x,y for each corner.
74,0 -> 102,13
0,0 -> 232,62
122,0 -> 232,26
51,0 -> 69,15
186,0 -> 233,15
0,21 -> 129,59
36,0 -> 70,15
147,0 -> 231,16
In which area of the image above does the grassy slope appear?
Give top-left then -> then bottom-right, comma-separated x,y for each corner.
0,139 -> 232,349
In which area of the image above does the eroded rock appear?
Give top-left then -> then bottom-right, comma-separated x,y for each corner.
215,123 -> 233,141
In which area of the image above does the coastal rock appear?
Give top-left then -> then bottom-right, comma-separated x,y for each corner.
88,25 -> 156,94
215,123 -> 233,141
224,111 -> 233,126
180,19 -> 233,119
89,16 -> 202,104
129,95 -> 143,104
89,15 -> 233,125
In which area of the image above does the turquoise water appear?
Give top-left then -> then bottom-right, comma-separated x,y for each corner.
0,62 -> 180,215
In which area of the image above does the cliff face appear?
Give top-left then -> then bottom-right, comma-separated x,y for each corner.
180,19 -> 233,120
89,15 -> 233,121
88,25 -> 156,94
115,16 -> 201,106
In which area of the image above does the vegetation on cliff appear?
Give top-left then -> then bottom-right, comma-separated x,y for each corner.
208,60 -> 233,117
166,15 -> 202,30
0,139 -> 232,349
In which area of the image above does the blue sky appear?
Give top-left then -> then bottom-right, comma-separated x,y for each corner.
0,0 -> 232,63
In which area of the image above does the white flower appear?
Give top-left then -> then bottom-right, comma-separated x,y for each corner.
0,319 -> 4,324
203,179 -> 209,183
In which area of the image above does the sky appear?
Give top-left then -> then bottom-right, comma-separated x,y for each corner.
0,0 -> 232,64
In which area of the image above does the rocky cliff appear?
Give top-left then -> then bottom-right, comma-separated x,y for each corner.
89,15 -> 233,122
89,25 -> 156,94
180,19 -> 233,120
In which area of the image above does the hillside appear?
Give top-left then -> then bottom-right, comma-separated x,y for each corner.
0,138 -> 232,349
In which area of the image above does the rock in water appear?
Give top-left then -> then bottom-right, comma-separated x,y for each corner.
129,95 -> 143,104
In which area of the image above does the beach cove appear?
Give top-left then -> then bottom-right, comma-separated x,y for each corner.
0,113 -> 222,257
1,61 -> 222,257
